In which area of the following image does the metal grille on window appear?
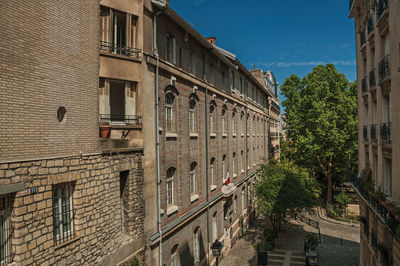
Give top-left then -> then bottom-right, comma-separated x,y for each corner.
52,183 -> 75,245
0,196 -> 12,264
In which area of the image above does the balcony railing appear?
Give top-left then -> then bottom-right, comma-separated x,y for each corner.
100,41 -> 141,60
362,77 -> 367,93
380,122 -> 391,144
369,69 -> 376,88
363,125 -> 369,141
360,30 -> 366,47
368,15 -> 374,35
271,101 -> 280,112
351,177 -> 399,238
370,124 -> 378,142
378,54 -> 391,84
99,114 -> 142,125
377,0 -> 388,20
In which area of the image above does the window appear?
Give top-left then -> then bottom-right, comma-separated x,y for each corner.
240,151 -> 244,172
166,35 -> 176,63
373,155 -> 378,190
165,93 -> 176,133
193,227 -> 200,263
222,155 -> 226,183
209,105 -> 215,134
189,50 -> 194,73
382,94 -> 391,122
234,195 -> 237,213
171,245 -> 179,266
189,100 -> 197,133
232,153 -> 236,177
210,158 -> 215,187
167,167 -> 175,207
53,182 -> 74,244
232,111 -> 236,135
242,186 -> 246,209
384,158 -> 392,196
212,212 -> 218,242
190,162 -> 197,196
0,195 -> 11,264
112,11 -> 127,54
222,107 -> 227,134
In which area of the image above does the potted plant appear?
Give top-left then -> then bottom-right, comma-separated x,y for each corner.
100,125 -> 112,139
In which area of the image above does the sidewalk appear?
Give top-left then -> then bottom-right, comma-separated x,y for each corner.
317,207 -> 360,228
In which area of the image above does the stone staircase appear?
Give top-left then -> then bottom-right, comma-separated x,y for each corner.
267,249 -> 306,266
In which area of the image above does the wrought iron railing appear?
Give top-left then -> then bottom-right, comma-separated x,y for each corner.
380,122 -> 391,144
363,125 -> 369,142
370,124 -> 378,142
360,30 -> 366,47
53,209 -> 76,246
271,101 -> 280,111
369,69 -> 376,88
100,114 -> 142,125
379,54 -> 391,84
100,41 -> 141,60
362,77 -> 367,93
351,177 -> 399,239
377,0 -> 388,20
368,15 -> 375,35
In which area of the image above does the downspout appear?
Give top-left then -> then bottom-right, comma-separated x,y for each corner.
205,82 -> 210,265
245,104 -> 249,219
153,11 -> 163,266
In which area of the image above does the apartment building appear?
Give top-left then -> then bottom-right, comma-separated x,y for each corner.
130,1 -> 276,265
250,70 -> 281,159
349,0 -> 400,265
0,1 -> 145,265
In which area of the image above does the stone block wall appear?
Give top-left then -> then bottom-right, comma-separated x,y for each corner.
0,151 -> 144,265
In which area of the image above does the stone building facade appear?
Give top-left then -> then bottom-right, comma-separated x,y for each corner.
0,0 -> 145,265
349,0 -> 400,265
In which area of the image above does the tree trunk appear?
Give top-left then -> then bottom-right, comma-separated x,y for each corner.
327,171 -> 333,203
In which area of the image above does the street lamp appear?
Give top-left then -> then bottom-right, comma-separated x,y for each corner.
255,232 -> 262,266
211,239 -> 223,266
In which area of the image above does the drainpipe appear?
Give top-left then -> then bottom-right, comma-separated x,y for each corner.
153,10 -> 163,266
245,104 -> 249,220
204,82 -> 210,265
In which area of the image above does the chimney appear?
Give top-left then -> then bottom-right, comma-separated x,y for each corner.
206,37 -> 216,45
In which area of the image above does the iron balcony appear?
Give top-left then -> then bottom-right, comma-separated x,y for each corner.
370,124 -> 377,142
363,125 -> 369,142
362,77 -> 367,93
99,114 -> 142,125
100,41 -> 142,60
380,122 -> 392,144
369,69 -> 376,88
367,15 -> 374,35
378,54 -> 391,84
360,29 -> 366,47
377,0 -> 388,20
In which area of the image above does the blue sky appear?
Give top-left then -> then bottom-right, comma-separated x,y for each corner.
170,0 -> 356,107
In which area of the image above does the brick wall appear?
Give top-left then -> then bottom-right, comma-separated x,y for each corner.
0,152 -> 144,265
0,0 -> 100,162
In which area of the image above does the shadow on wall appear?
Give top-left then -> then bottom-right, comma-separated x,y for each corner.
177,229 -> 207,266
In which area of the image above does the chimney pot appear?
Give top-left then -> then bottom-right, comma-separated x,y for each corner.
206,37 -> 216,45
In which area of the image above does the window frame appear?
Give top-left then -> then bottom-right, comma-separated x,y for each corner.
166,167 -> 175,207
165,93 -> 176,133
52,182 -> 75,245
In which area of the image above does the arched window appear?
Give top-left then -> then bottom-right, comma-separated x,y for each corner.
165,93 -> 176,133
222,106 -> 227,134
166,167 -> 176,207
240,150 -> 244,173
210,158 -> 215,188
193,227 -> 200,263
209,105 -> 215,134
212,212 -> 218,242
189,99 -> 197,133
171,244 -> 179,266
190,162 -> 197,196
232,110 -> 236,135
232,152 -> 236,178
222,155 -> 226,183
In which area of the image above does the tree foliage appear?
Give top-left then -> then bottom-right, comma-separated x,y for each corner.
254,160 -> 320,234
280,64 -> 358,203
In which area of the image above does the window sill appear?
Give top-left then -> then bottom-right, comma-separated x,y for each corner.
159,127 -> 163,132
247,167 -> 250,170
166,132 -> 177,139
190,194 -> 199,203
233,174 -> 237,179
160,208 -> 165,216
247,134 -> 250,137
211,185 -> 217,191
241,170 -> 245,174
210,133 -> 216,138
241,134 -> 244,138
54,236 -> 80,250
190,132 -> 198,138
232,133 -> 236,138
253,134 -> 256,137
222,133 -> 227,138
167,205 -> 179,216
253,164 -> 256,167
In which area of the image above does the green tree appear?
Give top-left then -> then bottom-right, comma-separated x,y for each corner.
255,160 -> 320,235
280,64 -> 358,203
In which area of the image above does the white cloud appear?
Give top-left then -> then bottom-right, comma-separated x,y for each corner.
253,60 -> 356,68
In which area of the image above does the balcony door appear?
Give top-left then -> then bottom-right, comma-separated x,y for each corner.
109,80 -> 125,123
112,11 -> 127,54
